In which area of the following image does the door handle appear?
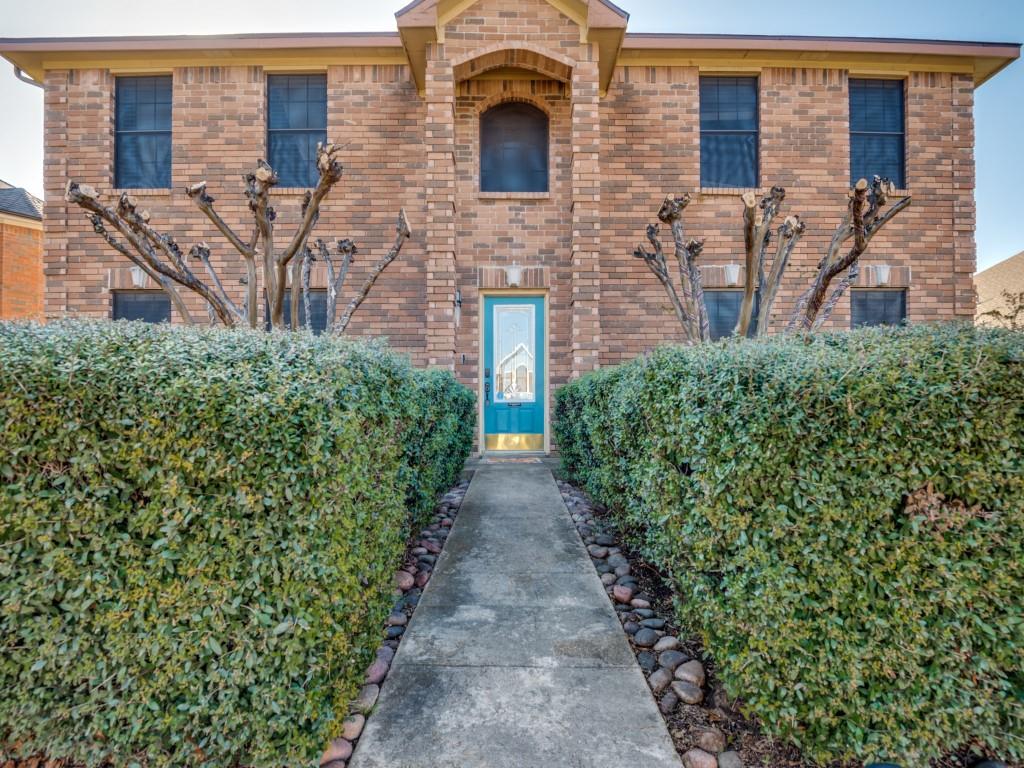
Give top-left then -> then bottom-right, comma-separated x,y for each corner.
484,368 -> 491,404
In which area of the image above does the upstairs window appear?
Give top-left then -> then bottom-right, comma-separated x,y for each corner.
267,74 -> 328,188
851,289 -> 907,328
705,290 -> 760,341
112,290 -> 171,323
115,76 -> 172,189
850,78 -> 905,188
480,102 -> 549,193
700,76 -> 759,189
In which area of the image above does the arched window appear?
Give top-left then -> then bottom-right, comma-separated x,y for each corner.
480,102 -> 549,193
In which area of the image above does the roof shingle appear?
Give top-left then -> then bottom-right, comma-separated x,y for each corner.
0,187 -> 43,221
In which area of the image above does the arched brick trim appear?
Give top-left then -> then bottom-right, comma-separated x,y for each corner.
475,92 -> 554,118
452,43 -> 576,84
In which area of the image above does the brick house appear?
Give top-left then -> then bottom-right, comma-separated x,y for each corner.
0,180 -> 44,320
1,0 -> 1018,451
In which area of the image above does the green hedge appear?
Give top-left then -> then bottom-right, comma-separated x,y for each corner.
0,321 -> 474,768
554,324 -> 1024,765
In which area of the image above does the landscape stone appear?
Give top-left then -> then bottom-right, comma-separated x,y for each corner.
718,750 -> 743,768
342,714 -> 365,741
675,659 -> 706,687
648,667 -> 673,694
633,628 -> 659,647
612,585 -> 634,604
683,748 -> 718,768
637,651 -> 657,673
658,650 -> 687,671
321,738 -> 353,763
696,727 -> 727,753
654,636 -> 680,652
365,658 -> 389,685
352,684 -> 379,713
659,691 -> 679,715
394,571 -> 414,591
671,680 -> 705,704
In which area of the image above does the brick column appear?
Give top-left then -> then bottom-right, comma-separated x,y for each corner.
570,54 -> 601,376
424,48 -> 457,369
951,73 -> 977,319
42,70 -> 71,319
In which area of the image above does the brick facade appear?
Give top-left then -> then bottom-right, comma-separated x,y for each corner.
0,218 -> 43,320
11,0 -> 1015,448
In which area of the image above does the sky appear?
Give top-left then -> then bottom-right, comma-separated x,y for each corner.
0,0 -> 1021,271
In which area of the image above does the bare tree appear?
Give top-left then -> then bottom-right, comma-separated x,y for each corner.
65,143 -> 411,332
787,177 -> 911,332
633,194 -> 709,344
633,177 -> 911,342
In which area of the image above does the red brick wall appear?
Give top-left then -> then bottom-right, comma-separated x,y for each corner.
39,1 -> 978,384
44,64 -> 429,360
598,65 -> 976,365
0,221 -> 44,320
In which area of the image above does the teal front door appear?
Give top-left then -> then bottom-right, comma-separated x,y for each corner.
483,295 -> 545,451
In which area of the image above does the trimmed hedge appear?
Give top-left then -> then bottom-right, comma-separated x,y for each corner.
0,321 -> 474,768
554,324 -> 1024,765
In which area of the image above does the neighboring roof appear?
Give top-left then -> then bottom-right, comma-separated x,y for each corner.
976,251 -> 1024,318
0,187 -> 43,221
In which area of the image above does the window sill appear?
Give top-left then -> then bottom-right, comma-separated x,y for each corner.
270,187 -> 315,196
478,191 -> 551,201
699,187 -> 762,197
111,188 -> 172,197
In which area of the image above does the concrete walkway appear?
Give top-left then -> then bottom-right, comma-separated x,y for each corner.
350,463 -> 681,768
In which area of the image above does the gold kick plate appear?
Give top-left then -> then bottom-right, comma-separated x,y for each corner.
485,433 -> 544,451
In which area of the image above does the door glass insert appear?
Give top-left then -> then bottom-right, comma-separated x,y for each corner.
493,303 -> 536,403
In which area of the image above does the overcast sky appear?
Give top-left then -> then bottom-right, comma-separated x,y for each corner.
0,0 -> 1020,271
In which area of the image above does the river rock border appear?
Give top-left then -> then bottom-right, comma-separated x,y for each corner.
559,479 -> 1017,768
559,479 -> 742,768
319,477 -> 471,768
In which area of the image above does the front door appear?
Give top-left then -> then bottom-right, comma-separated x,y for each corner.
483,295 -> 545,451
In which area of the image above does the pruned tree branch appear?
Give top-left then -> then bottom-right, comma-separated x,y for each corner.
737,186 -> 786,337
66,182 -> 236,325
68,143 -> 406,334
756,215 -> 806,336
633,222 -> 694,343
788,177 -> 911,331
335,209 -> 412,334
300,246 -> 314,333
186,180 -> 259,327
